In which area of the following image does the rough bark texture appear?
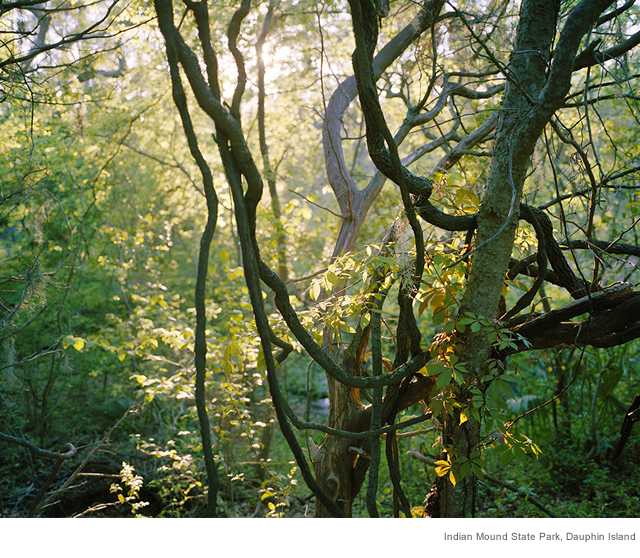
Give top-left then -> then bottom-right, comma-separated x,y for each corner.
434,0 -> 617,517
313,342 -> 370,517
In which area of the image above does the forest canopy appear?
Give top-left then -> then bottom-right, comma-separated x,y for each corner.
1,0 -> 640,518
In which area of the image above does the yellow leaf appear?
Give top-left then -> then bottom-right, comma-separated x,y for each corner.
360,312 -> 371,328
430,291 -> 446,312
459,411 -> 468,425
434,466 -> 448,477
118,352 -> 126,362
449,470 -> 457,486
73,338 -> 85,351
465,190 -> 479,206
309,282 -> 321,301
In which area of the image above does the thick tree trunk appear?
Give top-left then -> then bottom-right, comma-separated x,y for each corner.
433,0 -> 616,517
312,329 -> 371,517
434,0 -> 559,518
312,376 -> 368,517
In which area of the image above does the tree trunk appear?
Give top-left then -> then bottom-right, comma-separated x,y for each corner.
433,0 -> 616,517
312,327 -> 371,517
435,0 -> 558,517
312,376 -> 368,517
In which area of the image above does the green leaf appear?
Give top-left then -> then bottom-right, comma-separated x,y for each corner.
436,369 -> 453,390
459,461 -> 471,479
471,462 -> 485,481
424,361 -> 449,376
500,450 -> 513,467
429,399 -> 443,417
514,446 -> 528,464
340,322 -> 356,334
326,270 -> 339,287
600,365 -> 623,398
432,307 -> 446,326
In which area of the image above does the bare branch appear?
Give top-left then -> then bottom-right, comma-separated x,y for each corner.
574,30 -> 640,71
0,432 -> 75,461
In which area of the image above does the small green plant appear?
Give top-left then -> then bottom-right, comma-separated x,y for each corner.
258,464 -> 299,517
110,462 -> 149,517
